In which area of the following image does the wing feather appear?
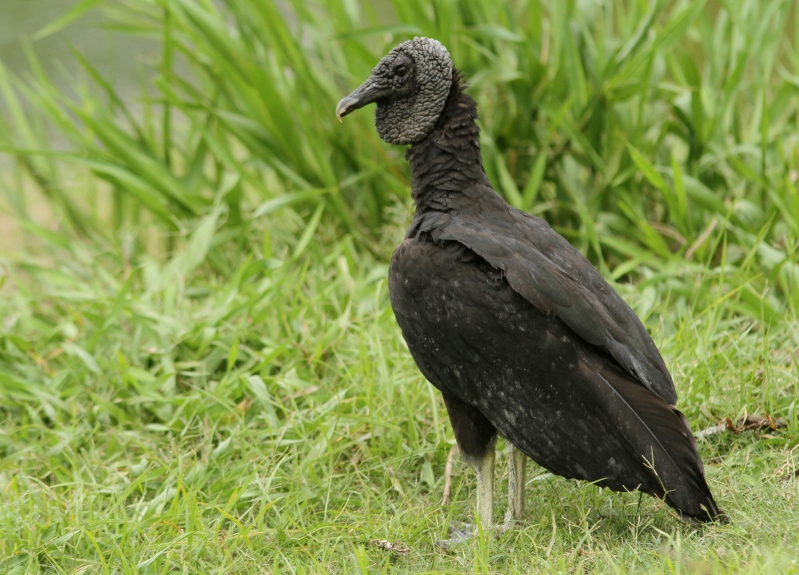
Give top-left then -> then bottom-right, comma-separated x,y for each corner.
412,185 -> 677,404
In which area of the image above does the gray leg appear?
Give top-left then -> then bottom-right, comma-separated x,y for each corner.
503,443 -> 526,529
438,393 -> 499,545
438,447 -> 496,548
475,448 -> 495,530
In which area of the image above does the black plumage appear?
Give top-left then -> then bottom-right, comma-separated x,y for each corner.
338,37 -> 724,528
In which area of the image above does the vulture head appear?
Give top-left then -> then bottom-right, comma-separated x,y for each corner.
336,37 -> 453,145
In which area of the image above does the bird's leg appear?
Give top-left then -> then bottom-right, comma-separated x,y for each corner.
474,447 -> 495,531
502,443 -> 526,531
438,393 -> 498,546
437,447 -> 495,548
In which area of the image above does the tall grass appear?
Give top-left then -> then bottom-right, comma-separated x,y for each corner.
2,0 -> 798,323
3,3 -> 799,300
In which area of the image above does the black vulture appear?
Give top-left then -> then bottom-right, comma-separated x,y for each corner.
336,37 -> 724,531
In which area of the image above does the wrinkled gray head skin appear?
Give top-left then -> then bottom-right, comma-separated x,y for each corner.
336,37 -> 453,145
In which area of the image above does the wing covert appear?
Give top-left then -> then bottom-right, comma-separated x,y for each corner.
412,185 -> 678,405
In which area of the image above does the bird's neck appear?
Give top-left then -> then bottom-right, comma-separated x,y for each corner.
405,71 -> 488,211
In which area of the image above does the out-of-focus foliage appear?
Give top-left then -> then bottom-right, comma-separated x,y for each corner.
1,0 -> 798,320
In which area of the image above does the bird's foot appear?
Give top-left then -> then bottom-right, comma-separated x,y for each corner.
436,517 -> 522,548
497,504 -> 527,533
434,521 -> 475,549
495,515 -> 525,536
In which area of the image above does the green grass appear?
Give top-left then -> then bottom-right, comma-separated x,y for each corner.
1,0 -> 798,318
0,215 -> 798,574
1,0 -> 799,573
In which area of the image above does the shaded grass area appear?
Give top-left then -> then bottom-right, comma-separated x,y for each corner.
1,215 -> 798,573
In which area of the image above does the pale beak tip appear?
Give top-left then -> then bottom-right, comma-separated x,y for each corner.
335,96 -> 358,123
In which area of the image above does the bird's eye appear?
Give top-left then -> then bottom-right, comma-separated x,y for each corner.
396,65 -> 407,78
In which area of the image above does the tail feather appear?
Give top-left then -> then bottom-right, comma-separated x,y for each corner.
591,363 -> 725,523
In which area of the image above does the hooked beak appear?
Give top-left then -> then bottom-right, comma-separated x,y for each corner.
336,76 -> 392,122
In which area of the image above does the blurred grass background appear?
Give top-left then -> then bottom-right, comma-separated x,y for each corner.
0,0 -> 798,573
